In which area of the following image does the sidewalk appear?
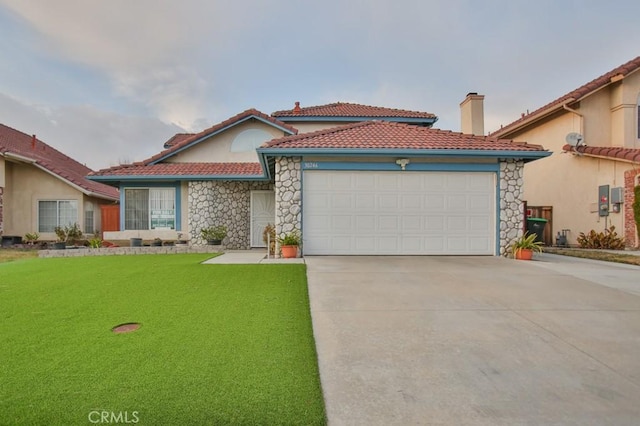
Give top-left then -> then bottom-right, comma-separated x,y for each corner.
202,250 -> 305,264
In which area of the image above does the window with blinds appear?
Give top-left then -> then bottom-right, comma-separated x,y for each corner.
124,188 -> 175,230
38,200 -> 78,232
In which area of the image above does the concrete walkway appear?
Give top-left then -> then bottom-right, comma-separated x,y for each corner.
306,255 -> 640,425
201,250 -> 305,264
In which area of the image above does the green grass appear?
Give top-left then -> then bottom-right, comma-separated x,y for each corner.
544,247 -> 640,266
0,255 -> 326,425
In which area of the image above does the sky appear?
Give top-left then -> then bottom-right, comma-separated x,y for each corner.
0,0 -> 638,170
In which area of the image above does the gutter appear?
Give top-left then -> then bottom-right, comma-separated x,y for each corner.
562,103 -> 584,135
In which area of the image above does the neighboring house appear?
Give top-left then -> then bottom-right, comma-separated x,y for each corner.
0,124 -> 119,242
489,56 -> 640,247
89,102 -> 549,256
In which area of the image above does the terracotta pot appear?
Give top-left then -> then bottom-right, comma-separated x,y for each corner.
281,245 -> 298,259
514,248 -> 533,260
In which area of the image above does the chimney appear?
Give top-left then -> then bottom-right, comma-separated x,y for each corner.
31,134 -> 36,150
460,93 -> 485,136
293,101 -> 301,114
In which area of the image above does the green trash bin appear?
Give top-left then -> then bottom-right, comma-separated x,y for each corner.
526,218 -> 548,244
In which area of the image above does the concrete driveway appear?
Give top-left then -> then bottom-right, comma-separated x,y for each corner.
305,254 -> 640,425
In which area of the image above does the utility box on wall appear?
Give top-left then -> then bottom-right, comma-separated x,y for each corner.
598,185 -> 609,217
611,187 -> 623,213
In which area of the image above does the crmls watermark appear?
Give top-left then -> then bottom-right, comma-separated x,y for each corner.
88,410 -> 140,424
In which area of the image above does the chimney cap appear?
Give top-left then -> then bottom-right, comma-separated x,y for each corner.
293,101 -> 301,114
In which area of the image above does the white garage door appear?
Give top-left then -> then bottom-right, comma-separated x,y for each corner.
303,170 -> 496,255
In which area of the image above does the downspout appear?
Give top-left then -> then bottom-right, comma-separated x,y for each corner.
562,103 -> 584,135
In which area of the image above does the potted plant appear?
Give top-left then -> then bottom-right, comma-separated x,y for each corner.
278,231 -> 301,258
201,225 -> 227,245
53,224 -> 83,249
510,232 -> 543,260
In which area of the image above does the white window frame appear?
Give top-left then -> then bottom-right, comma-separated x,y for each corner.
124,188 -> 176,231
38,200 -> 79,232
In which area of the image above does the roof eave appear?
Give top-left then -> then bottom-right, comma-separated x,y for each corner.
88,174 -> 270,183
276,116 -> 437,125
257,147 -> 550,163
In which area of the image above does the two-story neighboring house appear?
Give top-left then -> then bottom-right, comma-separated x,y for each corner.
488,56 -> 640,248
0,124 -> 119,243
90,102 -> 549,256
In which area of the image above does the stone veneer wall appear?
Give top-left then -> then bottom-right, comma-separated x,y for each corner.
274,157 -> 302,248
188,181 -> 273,248
499,160 -> 525,256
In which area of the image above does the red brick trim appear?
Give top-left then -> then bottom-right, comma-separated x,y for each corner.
623,169 -> 640,247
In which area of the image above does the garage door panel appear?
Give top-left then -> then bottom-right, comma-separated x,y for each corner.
332,193 -> 353,209
303,170 -> 495,255
378,194 -> 400,209
355,193 -> 375,209
424,194 -> 446,211
378,216 -> 399,232
332,215 -> 352,230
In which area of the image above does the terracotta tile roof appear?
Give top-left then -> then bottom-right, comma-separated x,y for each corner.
89,162 -> 263,177
147,109 -> 297,164
562,144 -> 640,163
493,56 -> 640,137
272,102 -> 436,119
262,120 -> 545,152
0,123 -> 119,200
163,133 -> 194,148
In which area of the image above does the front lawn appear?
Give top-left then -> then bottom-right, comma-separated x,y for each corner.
0,254 -> 325,425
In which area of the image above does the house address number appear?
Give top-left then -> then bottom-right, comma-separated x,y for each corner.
304,162 -> 319,169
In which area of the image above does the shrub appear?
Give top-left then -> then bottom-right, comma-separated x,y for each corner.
633,185 -> 640,245
577,226 -> 625,250
54,223 -> 83,245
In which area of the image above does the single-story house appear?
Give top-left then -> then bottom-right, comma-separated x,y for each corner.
0,123 -> 119,242
89,102 -> 549,255
489,56 -> 640,247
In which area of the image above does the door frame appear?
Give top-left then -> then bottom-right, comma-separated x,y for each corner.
250,190 -> 275,247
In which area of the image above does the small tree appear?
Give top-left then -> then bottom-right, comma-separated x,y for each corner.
633,185 -> 640,248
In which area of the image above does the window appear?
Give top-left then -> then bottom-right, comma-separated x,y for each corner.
124,188 -> 175,230
38,200 -> 78,232
84,202 -> 95,233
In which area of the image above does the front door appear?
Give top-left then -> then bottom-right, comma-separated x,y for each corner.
250,191 -> 275,247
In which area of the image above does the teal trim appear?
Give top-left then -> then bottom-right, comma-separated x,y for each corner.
277,116 -> 437,125
119,182 -> 182,231
150,114 -> 294,164
258,148 -> 551,164
301,161 -> 499,172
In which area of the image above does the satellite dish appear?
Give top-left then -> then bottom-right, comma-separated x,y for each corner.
565,132 -> 584,147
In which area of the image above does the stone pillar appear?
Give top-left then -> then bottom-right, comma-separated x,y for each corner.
274,156 -> 302,250
499,160 -> 525,256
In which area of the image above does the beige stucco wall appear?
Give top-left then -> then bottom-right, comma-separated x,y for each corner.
3,160 -> 86,240
506,111 -> 633,245
0,156 -> 5,187
165,119 -> 287,163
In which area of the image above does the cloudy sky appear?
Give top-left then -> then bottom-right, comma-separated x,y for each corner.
0,0 -> 638,169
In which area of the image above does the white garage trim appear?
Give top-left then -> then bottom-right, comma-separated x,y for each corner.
302,170 -> 496,255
